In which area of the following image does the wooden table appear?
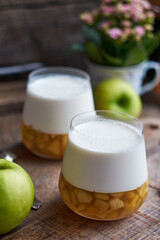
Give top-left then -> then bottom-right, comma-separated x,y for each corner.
0,84 -> 160,239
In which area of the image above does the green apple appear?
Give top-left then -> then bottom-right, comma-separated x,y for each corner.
94,78 -> 142,117
0,159 -> 34,235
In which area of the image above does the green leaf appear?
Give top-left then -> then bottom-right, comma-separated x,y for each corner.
71,43 -> 85,52
82,25 -> 102,46
100,49 -> 123,66
85,42 -> 104,64
101,33 -> 121,58
142,31 -> 160,56
124,45 -> 147,66
85,41 -> 123,66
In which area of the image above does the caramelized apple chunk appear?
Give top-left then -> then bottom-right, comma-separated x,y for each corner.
59,173 -> 148,221
21,121 -> 67,159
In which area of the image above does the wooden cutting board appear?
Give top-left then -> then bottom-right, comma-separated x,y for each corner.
0,110 -> 160,240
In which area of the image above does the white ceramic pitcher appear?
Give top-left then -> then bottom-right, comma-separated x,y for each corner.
87,60 -> 160,95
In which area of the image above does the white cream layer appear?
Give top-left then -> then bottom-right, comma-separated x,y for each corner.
62,120 -> 148,193
23,75 -> 94,134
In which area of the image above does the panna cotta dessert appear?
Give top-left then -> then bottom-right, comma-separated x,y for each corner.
59,111 -> 148,220
21,67 -> 94,159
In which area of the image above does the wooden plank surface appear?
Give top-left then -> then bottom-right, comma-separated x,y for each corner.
0,0 -> 158,67
0,74 -> 160,114
150,0 -> 160,7
0,102 -> 159,239
0,0 -> 97,7
0,80 -> 26,114
0,0 -> 98,66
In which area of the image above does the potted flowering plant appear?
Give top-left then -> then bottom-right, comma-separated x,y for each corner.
73,0 -> 160,94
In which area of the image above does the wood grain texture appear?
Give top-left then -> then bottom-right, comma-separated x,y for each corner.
0,0 -> 159,66
0,102 -> 159,239
0,80 -> 26,114
0,0 -> 98,7
1,74 -> 160,115
0,0 -> 98,66
150,0 -> 160,7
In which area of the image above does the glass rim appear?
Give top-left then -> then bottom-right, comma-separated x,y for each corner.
28,66 -> 90,82
70,110 -> 144,141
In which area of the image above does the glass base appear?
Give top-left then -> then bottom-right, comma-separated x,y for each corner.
21,122 -> 67,159
59,173 -> 148,221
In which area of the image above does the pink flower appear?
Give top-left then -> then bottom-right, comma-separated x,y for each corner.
108,28 -> 123,39
130,3 -> 144,21
123,28 -> 132,36
132,0 -> 142,3
102,6 -> 114,15
134,26 -> 145,36
141,1 -> 151,10
121,20 -> 131,27
116,3 -> 123,12
146,11 -> 155,18
123,4 -> 131,13
133,13 -> 145,22
80,12 -> 93,24
101,20 -> 112,29
121,28 -> 132,40
135,35 -> 141,41
116,3 -> 131,14
130,3 -> 143,15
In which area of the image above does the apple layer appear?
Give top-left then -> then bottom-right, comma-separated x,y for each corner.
59,173 -> 148,220
21,121 -> 67,159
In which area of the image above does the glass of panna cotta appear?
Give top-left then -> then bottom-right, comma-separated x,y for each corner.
59,110 -> 148,220
21,67 -> 94,159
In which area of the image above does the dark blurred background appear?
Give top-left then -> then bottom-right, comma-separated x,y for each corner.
0,0 -> 159,69
0,0 -> 98,69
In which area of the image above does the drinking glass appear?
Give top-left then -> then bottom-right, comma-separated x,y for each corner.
21,67 -> 94,159
59,110 -> 148,220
